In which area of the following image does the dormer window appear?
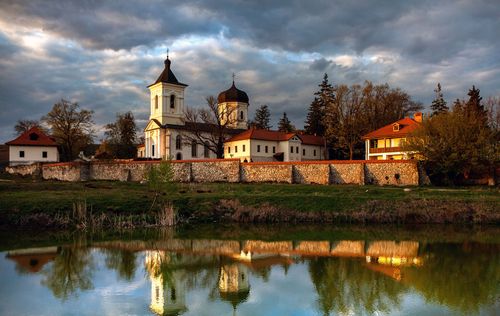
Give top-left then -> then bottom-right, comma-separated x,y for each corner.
170,95 -> 175,109
392,123 -> 400,132
29,133 -> 39,141
154,95 -> 158,109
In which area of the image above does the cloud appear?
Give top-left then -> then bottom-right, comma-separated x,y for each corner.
0,0 -> 499,142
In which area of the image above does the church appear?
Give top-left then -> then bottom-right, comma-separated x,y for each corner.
141,56 -> 325,162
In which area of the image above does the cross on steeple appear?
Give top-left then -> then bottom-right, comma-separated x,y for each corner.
167,48 -> 169,59
232,72 -> 235,84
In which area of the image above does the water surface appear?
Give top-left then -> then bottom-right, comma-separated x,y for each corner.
0,225 -> 499,316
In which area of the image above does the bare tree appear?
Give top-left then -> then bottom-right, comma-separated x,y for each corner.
42,99 -> 94,161
14,119 -> 47,135
182,96 -> 238,158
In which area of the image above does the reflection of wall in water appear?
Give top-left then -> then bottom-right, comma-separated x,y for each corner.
145,251 -> 187,315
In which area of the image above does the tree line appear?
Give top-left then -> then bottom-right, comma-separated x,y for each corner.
14,99 -> 138,161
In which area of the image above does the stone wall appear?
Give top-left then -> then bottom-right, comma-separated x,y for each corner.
191,159 -> 240,182
241,163 -> 293,183
293,163 -> 329,184
42,162 -> 83,182
330,162 -> 365,184
364,161 -> 419,185
7,159 -> 422,186
6,163 -> 41,177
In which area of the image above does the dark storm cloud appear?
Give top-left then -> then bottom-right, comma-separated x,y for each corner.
0,0 -> 499,142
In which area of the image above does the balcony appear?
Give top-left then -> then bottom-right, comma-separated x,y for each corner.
369,146 -> 403,154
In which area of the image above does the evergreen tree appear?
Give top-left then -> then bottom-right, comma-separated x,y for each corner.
278,112 -> 295,133
430,83 -> 448,116
252,105 -> 272,129
305,73 -> 335,136
465,85 -> 487,122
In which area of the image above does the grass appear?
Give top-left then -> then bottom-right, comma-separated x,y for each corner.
0,177 -> 498,227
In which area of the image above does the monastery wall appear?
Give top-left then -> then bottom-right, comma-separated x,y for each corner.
7,159 -> 421,186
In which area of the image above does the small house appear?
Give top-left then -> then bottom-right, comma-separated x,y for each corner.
5,126 -> 59,165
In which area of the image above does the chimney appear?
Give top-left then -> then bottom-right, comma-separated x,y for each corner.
414,112 -> 423,123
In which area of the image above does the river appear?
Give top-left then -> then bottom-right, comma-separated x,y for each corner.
0,224 -> 499,315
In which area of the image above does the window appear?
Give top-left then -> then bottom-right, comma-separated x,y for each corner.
314,149 -> 317,156
151,144 -> 155,157
303,149 -> 305,156
243,144 -> 246,152
191,141 -> 197,157
176,152 -> 182,160
171,287 -> 176,301
235,146 -> 238,153
273,146 -> 276,153
392,123 -> 400,132
204,142 -> 209,158
296,146 -> 299,153
257,145 -> 261,152
228,146 -> 231,154
265,145 -> 268,153
19,151 -> 25,158
240,111 -> 244,120
154,95 -> 158,109
42,151 -> 47,158
290,147 -> 293,154
175,135 -> 182,150
170,95 -> 175,109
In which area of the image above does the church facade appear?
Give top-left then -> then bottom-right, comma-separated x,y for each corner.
142,57 -> 325,162
143,57 -> 247,160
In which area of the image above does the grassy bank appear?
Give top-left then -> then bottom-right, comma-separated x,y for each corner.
0,178 -> 498,228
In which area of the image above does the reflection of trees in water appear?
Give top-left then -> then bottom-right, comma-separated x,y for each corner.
41,246 -> 95,301
308,257 -> 406,315
102,248 -> 137,281
405,243 -> 500,314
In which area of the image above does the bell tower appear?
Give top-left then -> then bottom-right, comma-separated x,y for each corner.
148,54 -> 188,126
217,75 -> 249,130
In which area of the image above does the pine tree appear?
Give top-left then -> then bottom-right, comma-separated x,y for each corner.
252,105 -> 271,129
278,112 -> 295,133
430,83 -> 448,116
305,73 -> 335,136
465,85 -> 487,122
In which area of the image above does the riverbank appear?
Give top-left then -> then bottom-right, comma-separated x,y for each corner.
0,178 -> 498,228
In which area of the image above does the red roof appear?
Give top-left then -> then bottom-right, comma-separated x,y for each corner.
225,129 -> 324,146
362,118 -> 421,140
6,126 -> 57,146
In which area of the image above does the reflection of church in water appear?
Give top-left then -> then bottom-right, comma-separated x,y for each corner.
145,251 -> 250,316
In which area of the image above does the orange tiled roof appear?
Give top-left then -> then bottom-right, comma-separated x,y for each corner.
362,118 -> 421,139
6,126 -> 57,146
225,129 -> 324,146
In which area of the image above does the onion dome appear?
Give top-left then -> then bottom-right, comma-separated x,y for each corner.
217,81 -> 249,103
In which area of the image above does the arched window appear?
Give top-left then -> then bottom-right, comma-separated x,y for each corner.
191,140 -> 197,157
240,111 -> 244,120
204,142 -> 210,158
176,152 -> 182,160
154,95 -> 158,109
170,95 -> 175,109
175,135 -> 182,150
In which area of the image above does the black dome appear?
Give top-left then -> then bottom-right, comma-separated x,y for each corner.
217,82 -> 249,104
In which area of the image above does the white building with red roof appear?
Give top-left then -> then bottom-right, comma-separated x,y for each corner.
224,128 -> 326,162
362,113 -> 422,160
5,126 -> 59,165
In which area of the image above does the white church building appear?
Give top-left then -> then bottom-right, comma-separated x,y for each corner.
143,56 -> 247,160
142,56 -> 325,162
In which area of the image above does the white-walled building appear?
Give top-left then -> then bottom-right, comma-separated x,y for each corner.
224,129 -> 325,162
362,113 -> 422,160
143,56 -> 246,160
6,126 -> 59,165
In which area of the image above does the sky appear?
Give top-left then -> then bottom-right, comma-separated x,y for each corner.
0,0 -> 499,143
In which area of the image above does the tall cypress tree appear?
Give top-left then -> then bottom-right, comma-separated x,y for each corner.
430,83 -> 448,116
252,105 -> 272,129
278,112 -> 295,133
305,73 -> 335,136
